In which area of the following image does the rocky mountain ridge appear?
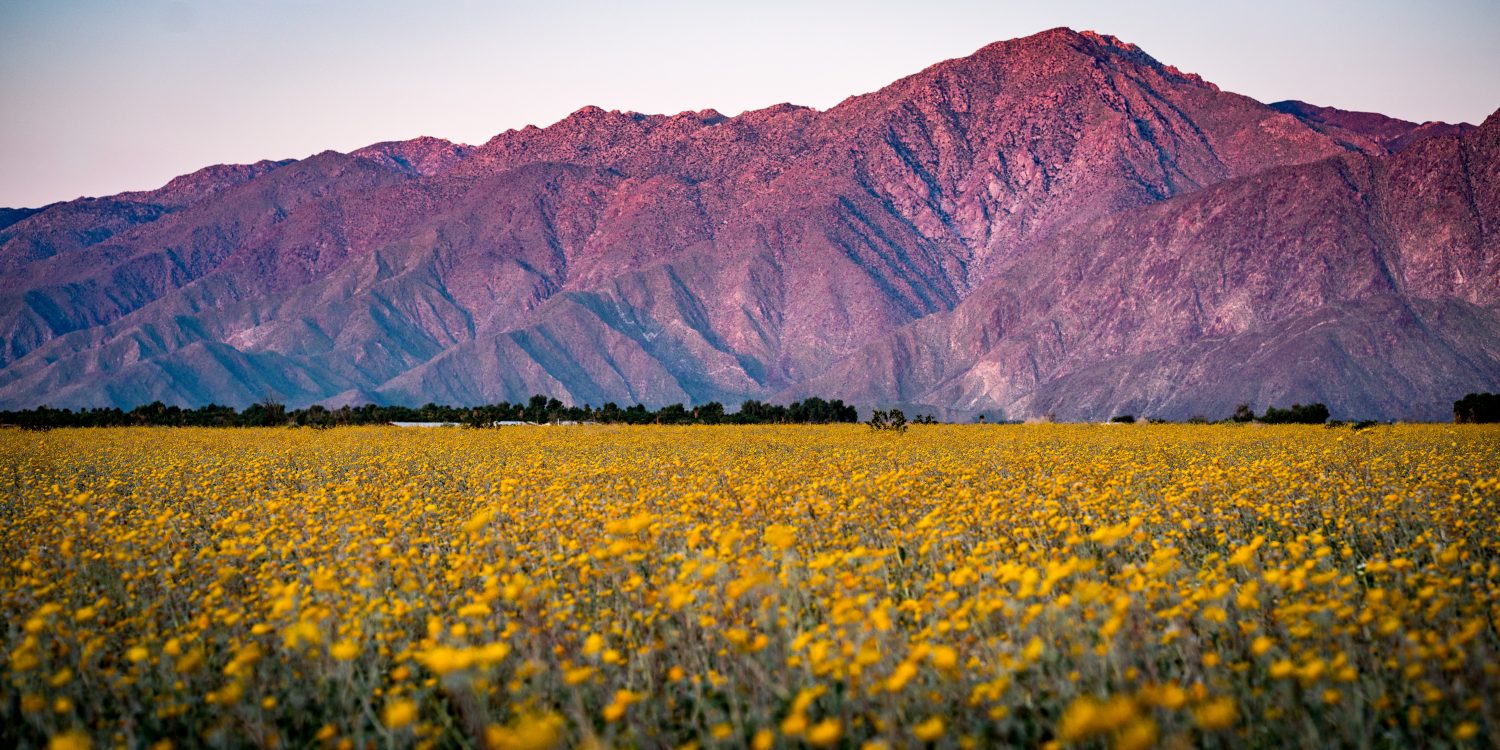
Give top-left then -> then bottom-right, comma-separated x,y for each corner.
0,28 -> 1492,419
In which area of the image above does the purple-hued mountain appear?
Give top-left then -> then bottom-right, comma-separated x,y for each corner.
1270,100 -> 1476,154
1,28 -> 1494,420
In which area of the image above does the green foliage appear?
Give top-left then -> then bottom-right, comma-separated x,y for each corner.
1259,403 -> 1330,424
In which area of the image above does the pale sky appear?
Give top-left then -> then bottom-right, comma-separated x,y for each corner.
2,0 -> 1497,207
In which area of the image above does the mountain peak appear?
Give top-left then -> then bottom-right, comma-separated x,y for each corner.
1076,29 -> 1140,52
351,136 -> 472,176
972,27 -> 1144,57
935,27 -> 1216,94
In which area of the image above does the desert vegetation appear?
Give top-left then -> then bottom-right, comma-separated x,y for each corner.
3,424 -> 1497,748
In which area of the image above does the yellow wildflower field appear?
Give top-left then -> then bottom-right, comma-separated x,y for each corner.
2,424 -> 1497,749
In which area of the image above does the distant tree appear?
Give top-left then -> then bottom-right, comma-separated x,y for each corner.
695,402 -> 725,423
1260,403 -> 1330,425
296,404 -> 335,428
656,403 -> 690,424
1454,392 -> 1500,423
242,398 -> 286,427
1231,404 -> 1255,423
1110,414 -> 1136,424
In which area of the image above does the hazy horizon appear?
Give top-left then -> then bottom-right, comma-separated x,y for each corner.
3,0 -> 1497,207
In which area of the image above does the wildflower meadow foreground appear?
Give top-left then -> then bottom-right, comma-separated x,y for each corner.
2,424 -> 1497,749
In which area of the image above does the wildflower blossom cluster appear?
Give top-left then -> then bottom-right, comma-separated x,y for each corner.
2,424 -> 1497,748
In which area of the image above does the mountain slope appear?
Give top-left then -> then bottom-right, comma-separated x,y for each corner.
1271,100 -> 1475,153
0,28 -> 1488,415
790,110 -> 1500,421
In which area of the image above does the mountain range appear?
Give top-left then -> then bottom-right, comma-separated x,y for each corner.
2,28 -> 1495,420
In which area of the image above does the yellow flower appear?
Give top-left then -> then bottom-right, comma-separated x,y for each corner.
330,640 -> 360,661
781,714 -> 808,737
763,524 -> 798,550
383,699 -> 418,730
1155,682 -> 1187,710
602,690 -> 642,722
913,716 -> 945,742
485,712 -> 563,750
1058,695 -> 1136,742
806,719 -> 842,747
48,732 -> 91,750
1089,520 -> 1135,547
1115,718 -> 1158,750
1228,536 -> 1265,567
930,645 -> 959,671
1022,636 -> 1045,662
1193,698 -> 1238,731
1058,697 -> 1102,742
416,646 -> 470,675
886,661 -> 919,692
751,729 -> 775,750
458,603 -> 492,618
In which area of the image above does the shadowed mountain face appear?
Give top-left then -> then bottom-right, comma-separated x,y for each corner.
0,207 -> 46,232
0,28 -> 1493,419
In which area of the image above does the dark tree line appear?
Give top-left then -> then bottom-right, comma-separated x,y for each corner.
0,395 -> 860,430
1115,402 -> 1333,425
1454,392 -> 1500,423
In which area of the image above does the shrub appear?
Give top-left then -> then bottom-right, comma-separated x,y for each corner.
867,409 -> 908,433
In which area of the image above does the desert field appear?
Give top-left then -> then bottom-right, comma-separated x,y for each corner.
2,424 -> 1497,749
